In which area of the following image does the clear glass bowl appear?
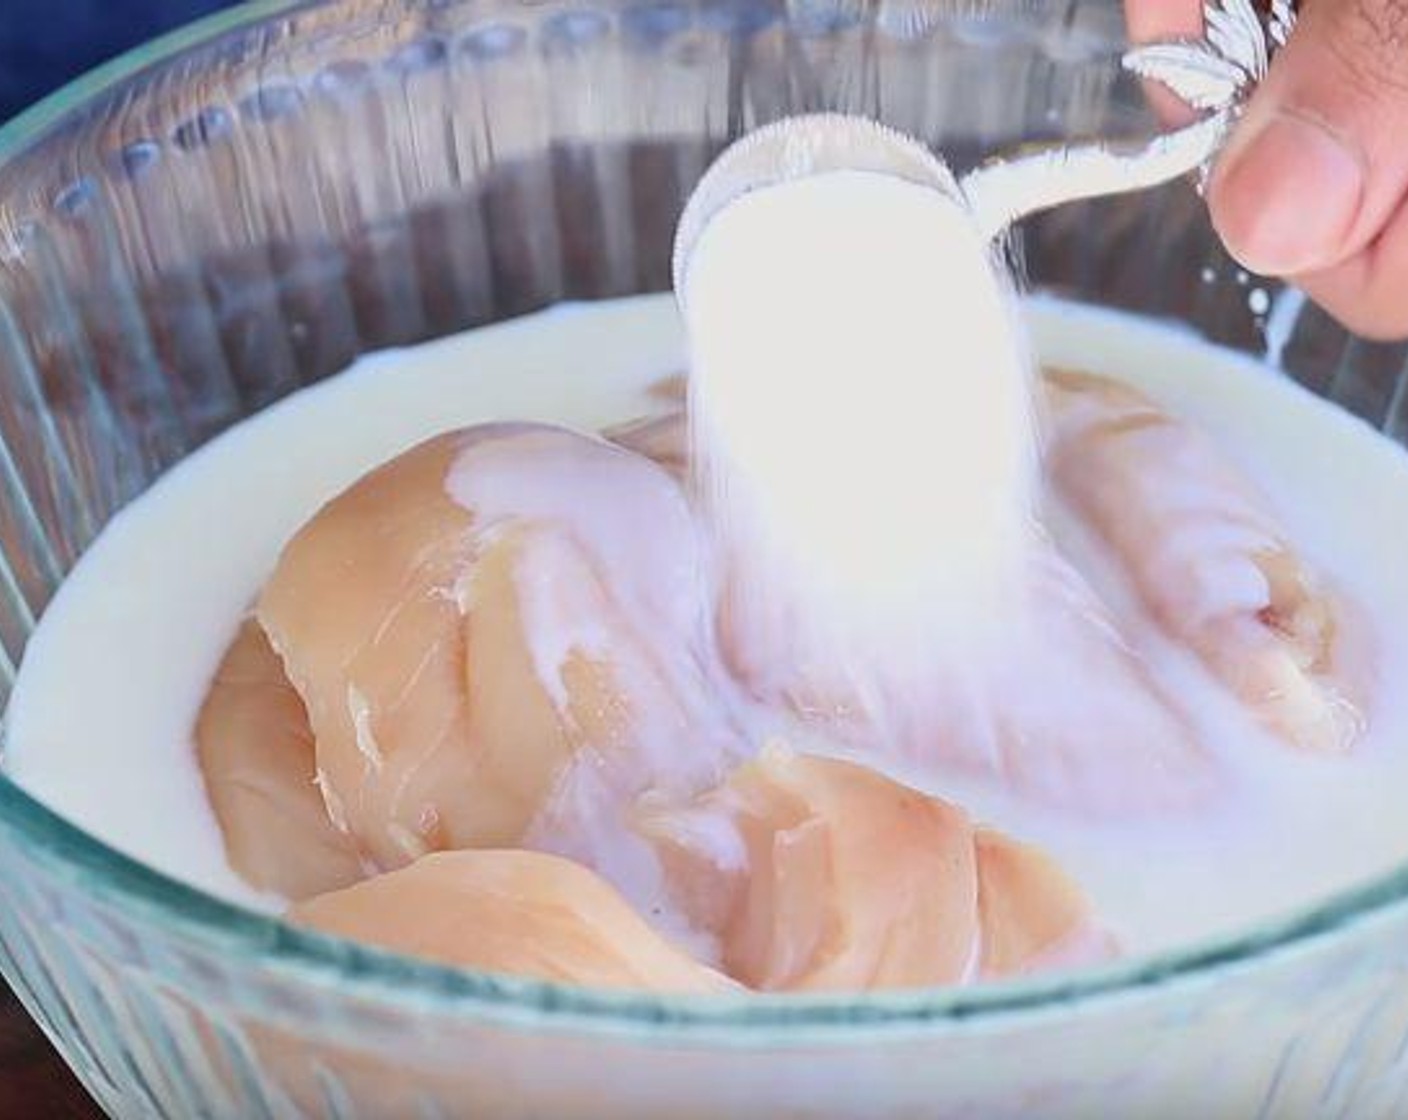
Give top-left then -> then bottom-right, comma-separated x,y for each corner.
1,1 -> 1407,1116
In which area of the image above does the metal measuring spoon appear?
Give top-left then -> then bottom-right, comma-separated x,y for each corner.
675,0 -> 1297,282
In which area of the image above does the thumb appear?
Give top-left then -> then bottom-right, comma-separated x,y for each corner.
1208,0 -> 1408,277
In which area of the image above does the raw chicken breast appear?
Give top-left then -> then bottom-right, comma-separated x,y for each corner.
974,828 -> 1115,978
258,423 -> 738,875
289,849 -> 737,993
604,413 -> 688,482
967,545 -> 1212,812
1044,368 -> 1365,753
719,539 -> 1208,815
637,747 -> 1109,991
196,619 -> 366,900
609,381 -> 1206,812
603,376 -> 688,481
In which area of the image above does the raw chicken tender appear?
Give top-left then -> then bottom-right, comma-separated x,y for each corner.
196,619 -> 365,900
289,849 -> 737,993
974,828 -> 1114,977
1044,368 -> 1365,754
608,384 -> 1207,812
605,413 -> 688,482
637,747 -> 1110,991
258,423 -> 738,874
720,540 -> 1208,814
604,376 -> 689,481
967,545 -> 1211,812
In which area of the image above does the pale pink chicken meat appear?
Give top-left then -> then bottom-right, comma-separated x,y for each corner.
604,413 -> 688,482
717,536 -> 1209,814
603,376 -> 689,482
289,849 -> 737,993
974,828 -> 1115,978
607,380 -> 1208,812
637,747 -> 1111,991
257,423 -> 740,879
1043,368 -> 1366,754
196,619 -> 366,900
965,545 -> 1213,812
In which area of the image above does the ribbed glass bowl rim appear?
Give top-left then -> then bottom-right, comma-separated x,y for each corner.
2,0 -> 1407,1039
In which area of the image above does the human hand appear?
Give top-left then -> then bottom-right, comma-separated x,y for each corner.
1127,0 -> 1408,339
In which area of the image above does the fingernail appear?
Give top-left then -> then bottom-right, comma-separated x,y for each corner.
1210,110 -> 1364,275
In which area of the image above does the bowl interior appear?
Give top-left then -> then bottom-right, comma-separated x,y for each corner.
0,0 -> 1406,1031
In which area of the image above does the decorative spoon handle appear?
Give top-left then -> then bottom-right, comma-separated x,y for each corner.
960,0 -> 1298,242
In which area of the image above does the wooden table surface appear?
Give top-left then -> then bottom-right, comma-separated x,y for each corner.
0,981 -> 101,1118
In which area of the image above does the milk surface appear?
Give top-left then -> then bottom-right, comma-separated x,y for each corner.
5,293 -> 1408,956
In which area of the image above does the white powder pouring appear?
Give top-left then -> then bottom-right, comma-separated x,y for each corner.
679,155 -> 1041,732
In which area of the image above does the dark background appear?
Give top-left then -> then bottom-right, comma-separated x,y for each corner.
1,0 -> 237,124
3,9 -> 245,1113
